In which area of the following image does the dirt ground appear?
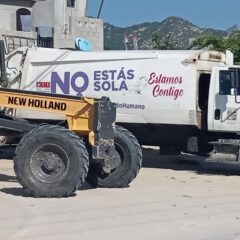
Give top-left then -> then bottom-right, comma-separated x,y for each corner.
1,147 -> 240,240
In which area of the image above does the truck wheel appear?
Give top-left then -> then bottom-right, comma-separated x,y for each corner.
86,126 -> 142,188
14,125 -> 89,198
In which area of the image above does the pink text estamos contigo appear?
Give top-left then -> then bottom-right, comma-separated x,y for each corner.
148,73 -> 184,100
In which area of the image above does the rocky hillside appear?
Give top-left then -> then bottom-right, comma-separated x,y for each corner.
104,16 -> 227,50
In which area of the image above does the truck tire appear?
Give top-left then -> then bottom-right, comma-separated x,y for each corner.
86,125 -> 142,188
14,125 -> 89,198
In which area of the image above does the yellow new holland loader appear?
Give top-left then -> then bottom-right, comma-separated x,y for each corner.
0,88 -> 142,197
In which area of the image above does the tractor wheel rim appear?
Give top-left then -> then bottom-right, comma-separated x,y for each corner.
30,144 -> 69,184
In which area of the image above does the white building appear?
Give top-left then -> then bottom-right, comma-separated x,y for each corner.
0,0 -> 103,51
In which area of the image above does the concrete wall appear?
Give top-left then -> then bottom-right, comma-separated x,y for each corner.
54,17 -> 103,50
65,0 -> 87,21
0,1 -> 32,31
32,0 -> 55,28
0,0 -> 104,51
0,29 -> 36,53
54,0 -> 87,35
53,0 -> 103,50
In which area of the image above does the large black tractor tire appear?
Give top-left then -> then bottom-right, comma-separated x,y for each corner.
86,125 -> 142,188
14,125 -> 89,198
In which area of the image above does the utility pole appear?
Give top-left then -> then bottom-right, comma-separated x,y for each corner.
85,0 -> 88,17
97,0 -> 105,18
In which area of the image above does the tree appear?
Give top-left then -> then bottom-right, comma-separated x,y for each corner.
152,33 -> 176,50
226,31 -> 240,64
190,31 -> 240,64
189,35 -> 225,51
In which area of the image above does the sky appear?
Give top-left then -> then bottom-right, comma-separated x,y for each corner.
87,0 -> 240,30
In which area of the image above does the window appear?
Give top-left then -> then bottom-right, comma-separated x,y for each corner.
219,70 -> 240,95
16,8 -> 31,31
219,70 -> 232,95
67,0 -> 76,8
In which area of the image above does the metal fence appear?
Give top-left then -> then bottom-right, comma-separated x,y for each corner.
37,37 -> 54,48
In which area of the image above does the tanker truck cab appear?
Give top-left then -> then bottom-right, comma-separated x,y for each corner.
209,66 -> 240,133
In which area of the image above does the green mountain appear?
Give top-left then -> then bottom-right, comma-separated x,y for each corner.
104,16 -> 227,50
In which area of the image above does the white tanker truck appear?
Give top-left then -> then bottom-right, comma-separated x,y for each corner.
2,43 -> 240,185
